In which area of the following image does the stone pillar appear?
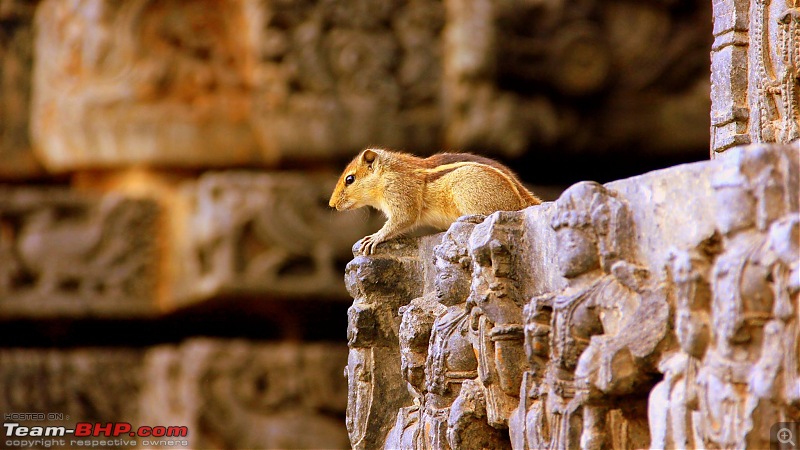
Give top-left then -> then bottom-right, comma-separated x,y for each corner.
711,0 -> 800,156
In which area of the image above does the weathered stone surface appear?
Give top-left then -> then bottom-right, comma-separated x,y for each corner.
30,0 -> 445,171
0,188 -> 160,318
710,0 -> 800,155
0,0 -> 42,179
443,0 -> 712,157
140,339 -> 349,450
668,146 -> 798,448
344,142 -> 799,449
31,0 -> 267,171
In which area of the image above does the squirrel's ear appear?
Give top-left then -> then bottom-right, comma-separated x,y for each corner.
362,149 -> 378,165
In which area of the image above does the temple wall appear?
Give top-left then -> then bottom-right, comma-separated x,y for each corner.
0,0 -> 797,449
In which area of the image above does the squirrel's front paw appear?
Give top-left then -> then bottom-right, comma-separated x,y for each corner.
359,234 -> 383,255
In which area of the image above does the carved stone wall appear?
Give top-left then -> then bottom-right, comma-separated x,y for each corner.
171,172 -> 381,305
345,142 -> 799,449
140,340 -> 349,449
22,0 -> 712,174
2,1 -> 795,449
29,0 -> 446,172
710,0 -> 800,155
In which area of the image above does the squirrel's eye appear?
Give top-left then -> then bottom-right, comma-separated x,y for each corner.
345,175 -> 355,185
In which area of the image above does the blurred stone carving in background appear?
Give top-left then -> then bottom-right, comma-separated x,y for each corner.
444,0 -> 712,157
0,0 -> 41,178
0,189 -> 159,317
25,0 -> 713,173
175,172 -> 380,303
694,148 -> 799,448
29,0 -> 446,171
140,340 -> 349,449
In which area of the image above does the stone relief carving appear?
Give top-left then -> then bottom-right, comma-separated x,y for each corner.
711,0 -> 800,154
512,182 -> 667,450
31,0 -> 266,170
0,189 -> 159,317
252,0 -> 445,156
30,0 -> 445,170
346,145 -> 798,449
176,172 -> 380,303
345,236 -> 428,450
691,147 -> 799,448
648,245 -> 715,450
751,0 -> 800,144
465,211 -> 527,437
140,340 -> 349,449
384,216 -> 510,450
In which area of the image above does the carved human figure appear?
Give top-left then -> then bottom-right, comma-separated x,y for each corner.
539,181 -> 657,450
648,247 -> 714,449
696,147 -> 799,448
510,291 -> 552,449
423,216 -> 509,450
757,214 -> 800,405
384,294 -> 443,449
385,216 -> 505,450
461,211 -> 527,443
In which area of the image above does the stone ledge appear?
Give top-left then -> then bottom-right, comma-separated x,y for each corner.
345,143 -> 799,449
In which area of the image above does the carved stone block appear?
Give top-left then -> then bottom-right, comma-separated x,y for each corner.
251,0 -> 446,159
30,0 -> 445,171
711,0 -> 800,155
0,0 -> 42,178
0,341 -> 348,450
140,339 -> 349,450
171,171 -> 381,306
30,0 -> 267,171
0,188 -> 160,318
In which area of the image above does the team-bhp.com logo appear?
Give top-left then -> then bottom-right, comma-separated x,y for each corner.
4,422 -> 189,448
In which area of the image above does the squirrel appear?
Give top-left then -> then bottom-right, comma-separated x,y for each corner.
329,148 -> 541,255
